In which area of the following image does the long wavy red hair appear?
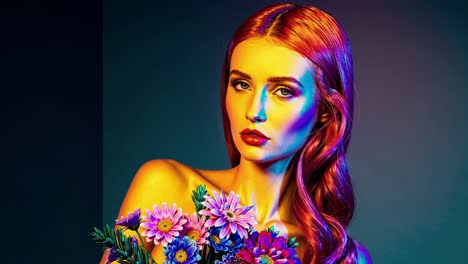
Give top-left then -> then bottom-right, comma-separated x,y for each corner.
220,3 -> 358,263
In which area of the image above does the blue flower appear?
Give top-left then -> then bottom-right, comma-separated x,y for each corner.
208,227 -> 244,254
164,236 -> 201,264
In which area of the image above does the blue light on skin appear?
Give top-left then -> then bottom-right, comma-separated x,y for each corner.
101,36 -> 372,264
225,36 -> 372,263
226,36 -> 319,169
225,36 -> 320,259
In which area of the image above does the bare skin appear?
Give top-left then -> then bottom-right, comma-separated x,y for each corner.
100,159 -> 306,263
99,159 -> 371,263
100,37 -> 372,263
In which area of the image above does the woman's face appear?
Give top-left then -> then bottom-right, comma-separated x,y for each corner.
226,37 -> 319,164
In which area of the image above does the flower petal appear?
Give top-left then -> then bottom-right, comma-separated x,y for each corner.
214,217 -> 226,227
219,226 -> 229,239
229,222 -> 238,234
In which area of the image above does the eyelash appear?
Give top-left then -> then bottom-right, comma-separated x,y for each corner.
274,87 -> 295,97
230,80 -> 296,98
231,80 -> 250,91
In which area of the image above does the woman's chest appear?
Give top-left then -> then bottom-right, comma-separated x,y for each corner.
150,163 -> 306,261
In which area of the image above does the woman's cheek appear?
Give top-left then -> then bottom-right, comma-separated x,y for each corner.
290,99 -> 317,132
225,92 -> 241,127
276,103 -> 316,142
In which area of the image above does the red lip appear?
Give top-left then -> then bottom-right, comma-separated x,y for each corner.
241,129 -> 270,139
240,129 -> 270,146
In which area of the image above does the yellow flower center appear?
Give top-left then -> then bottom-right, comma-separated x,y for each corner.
175,249 -> 188,263
225,210 -> 234,218
224,210 -> 236,221
259,254 -> 274,264
157,219 -> 173,232
187,230 -> 200,242
211,235 -> 221,244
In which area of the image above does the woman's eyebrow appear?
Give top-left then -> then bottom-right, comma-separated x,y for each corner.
268,76 -> 304,88
229,69 -> 252,80
229,69 -> 304,88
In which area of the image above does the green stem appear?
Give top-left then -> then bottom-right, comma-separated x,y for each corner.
207,248 -> 219,264
116,248 -> 137,264
203,245 -> 209,262
135,230 -> 145,248
206,248 -> 212,263
135,230 -> 157,264
204,246 -> 209,260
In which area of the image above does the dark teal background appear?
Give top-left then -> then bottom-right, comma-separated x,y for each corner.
104,1 -> 468,263
4,0 -> 101,262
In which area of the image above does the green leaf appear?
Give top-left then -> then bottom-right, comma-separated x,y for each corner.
287,236 -> 300,248
134,246 -> 141,263
191,184 -> 209,212
92,223 -> 158,264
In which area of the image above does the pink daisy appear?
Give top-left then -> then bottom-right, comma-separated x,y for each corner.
140,202 -> 187,247
180,212 -> 210,249
198,190 -> 257,239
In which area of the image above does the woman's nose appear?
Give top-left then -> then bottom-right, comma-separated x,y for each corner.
245,90 -> 267,123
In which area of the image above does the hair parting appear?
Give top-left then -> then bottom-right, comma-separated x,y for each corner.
221,3 -> 358,263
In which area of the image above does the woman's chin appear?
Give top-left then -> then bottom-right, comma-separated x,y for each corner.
238,150 -> 271,163
238,147 -> 297,167
238,150 -> 285,165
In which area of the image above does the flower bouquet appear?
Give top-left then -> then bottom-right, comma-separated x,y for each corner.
92,185 -> 301,263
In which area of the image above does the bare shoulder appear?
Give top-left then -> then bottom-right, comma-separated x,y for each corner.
102,159 -> 189,263
131,159 -> 186,189
123,159 -> 232,208
120,159 -> 236,217
355,240 -> 372,264
118,159 -> 189,216
136,158 -> 183,176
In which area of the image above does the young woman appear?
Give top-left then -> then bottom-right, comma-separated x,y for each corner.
101,3 -> 371,263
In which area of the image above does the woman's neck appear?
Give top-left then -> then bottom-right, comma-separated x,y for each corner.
231,155 -> 297,227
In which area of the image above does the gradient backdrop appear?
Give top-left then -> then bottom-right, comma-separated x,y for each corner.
104,1 -> 468,263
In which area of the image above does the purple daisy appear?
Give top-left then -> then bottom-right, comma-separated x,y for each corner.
141,202 -> 187,247
131,236 -> 138,246
198,190 -> 257,239
237,230 -> 300,264
106,246 -> 119,264
115,208 -> 141,231
180,212 -> 209,249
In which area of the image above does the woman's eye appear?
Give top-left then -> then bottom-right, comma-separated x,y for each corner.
273,87 -> 295,98
231,80 -> 250,91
